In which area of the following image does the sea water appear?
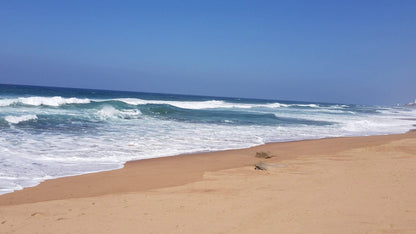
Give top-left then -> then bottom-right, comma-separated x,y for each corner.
1,84 -> 415,194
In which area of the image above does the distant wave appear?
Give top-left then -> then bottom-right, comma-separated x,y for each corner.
295,104 -> 319,108
113,98 -> 289,109
0,96 -> 325,110
4,114 -> 38,124
0,96 -> 90,107
114,98 -> 325,109
96,105 -> 142,120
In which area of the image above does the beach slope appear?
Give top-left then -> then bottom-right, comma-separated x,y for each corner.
1,132 -> 416,233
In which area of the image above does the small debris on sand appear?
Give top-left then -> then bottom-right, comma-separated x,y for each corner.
255,151 -> 274,159
255,161 -> 287,171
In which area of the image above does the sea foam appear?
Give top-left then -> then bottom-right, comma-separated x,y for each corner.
0,96 -> 319,110
115,98 -> 290,109
96,105 -> 142,120
0,96 -> 90,107
4,114 -> 38,124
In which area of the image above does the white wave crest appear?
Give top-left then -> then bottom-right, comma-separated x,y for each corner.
96,105 -> 141,120
0,96 -> 320,110
114,98 -> 289,109
0,99 -> 16,106
0,96 -> 90,107
292,104 -> 319,108
329,104 -> 349,109
4,115 -> 38,124
264,103 -> 289,108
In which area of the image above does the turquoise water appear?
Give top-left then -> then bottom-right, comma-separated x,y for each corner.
1,84 -> 415,194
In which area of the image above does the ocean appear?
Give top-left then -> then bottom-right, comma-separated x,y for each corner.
1,84 -> 415,194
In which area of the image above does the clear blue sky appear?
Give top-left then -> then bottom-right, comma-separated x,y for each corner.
1,1 -> 415,105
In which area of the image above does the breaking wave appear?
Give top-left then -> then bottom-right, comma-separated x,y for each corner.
0,96 -> 326,110
96,105 -> 142,120
4,114 -> 38,124
114,98 -> 289,109
0,96 -> 90,107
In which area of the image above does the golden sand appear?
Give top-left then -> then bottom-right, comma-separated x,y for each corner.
1,132 -> 416,233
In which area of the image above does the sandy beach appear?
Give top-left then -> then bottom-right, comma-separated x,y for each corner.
1,131 -> 416,233
2,1 -> 415,233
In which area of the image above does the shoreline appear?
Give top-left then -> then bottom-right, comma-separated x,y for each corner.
0,131 -> 414,206
1,131 -> 416,233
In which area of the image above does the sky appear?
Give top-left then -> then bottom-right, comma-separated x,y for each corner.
0,1 -> 415,105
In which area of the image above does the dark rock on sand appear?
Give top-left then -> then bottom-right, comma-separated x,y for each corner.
255,151 -> 274,159
255,161 -> 287,171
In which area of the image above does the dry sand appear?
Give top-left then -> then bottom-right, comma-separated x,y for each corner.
1,132 -> 416,233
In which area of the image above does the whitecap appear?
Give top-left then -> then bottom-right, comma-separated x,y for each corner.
289,104 -> 320,108
0,96 -> 90,107
96,105 -> 141,120
114,98 -> 288,109
0,99 -> 16,107
4,115 -> 38,124
19,96 -> 90,106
